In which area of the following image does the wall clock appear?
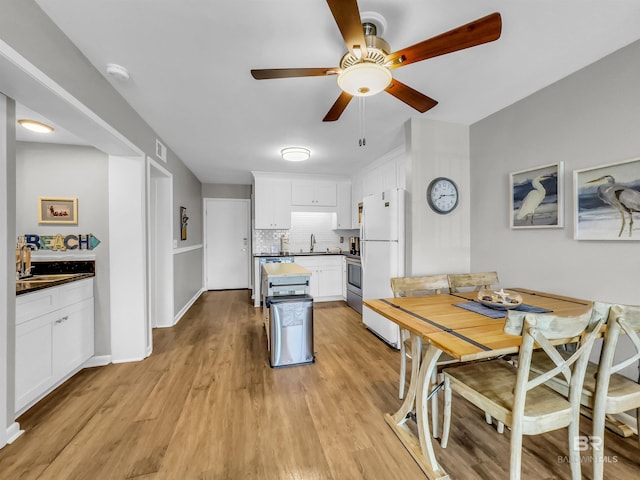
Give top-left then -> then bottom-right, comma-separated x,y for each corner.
426,177 -> 459,214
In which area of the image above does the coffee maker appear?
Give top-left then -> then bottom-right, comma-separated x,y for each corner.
349,237 -> 360,255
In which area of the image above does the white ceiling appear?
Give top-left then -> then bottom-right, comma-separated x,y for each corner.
16,104 -> 88,146
30,0 -> 640,184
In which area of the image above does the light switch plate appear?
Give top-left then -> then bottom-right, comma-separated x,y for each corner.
173,239 -> 178,248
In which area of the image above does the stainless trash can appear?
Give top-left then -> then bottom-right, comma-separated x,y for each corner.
267,295 -> 314,367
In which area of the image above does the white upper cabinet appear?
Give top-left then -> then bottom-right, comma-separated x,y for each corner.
334,182 -> 352,229
254,176 -> 291,229
291,181 -> 336,206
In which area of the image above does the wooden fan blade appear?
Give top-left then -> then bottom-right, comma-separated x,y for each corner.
385,79 -> 438,113
251,68 -> 340,79
323,91 -> 353,122
326,0 -> 368,59
386,12 -> 502,69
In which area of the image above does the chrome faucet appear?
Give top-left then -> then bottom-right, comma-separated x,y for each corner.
310,233 -> 316,253
16,244 -> 34,280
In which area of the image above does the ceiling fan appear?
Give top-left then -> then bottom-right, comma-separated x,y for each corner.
251,0 -> 502,122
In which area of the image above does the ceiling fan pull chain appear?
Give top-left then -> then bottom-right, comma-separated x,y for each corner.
358,97 -> 366,147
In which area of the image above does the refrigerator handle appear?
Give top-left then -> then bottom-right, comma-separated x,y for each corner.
360,240 -> 366,276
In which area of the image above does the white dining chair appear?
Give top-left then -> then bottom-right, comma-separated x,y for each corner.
447,271 -> 499,294
447,271 -> 504,432
390,275 -> 450,399
591,303 -> 640,479
440,307 -> 604,480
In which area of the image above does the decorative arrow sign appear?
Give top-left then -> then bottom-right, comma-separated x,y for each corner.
22,234 -> 101,251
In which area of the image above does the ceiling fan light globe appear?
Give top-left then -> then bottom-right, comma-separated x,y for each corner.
337,63 -> 392,97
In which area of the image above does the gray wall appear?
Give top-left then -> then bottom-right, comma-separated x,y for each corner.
202,183 -> 251,199
16,142 -> 112,355
470,39 -> 640,376
174,249 -> 204,316
470,39 -> 640,304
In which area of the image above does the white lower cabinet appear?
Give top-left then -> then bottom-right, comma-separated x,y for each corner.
15,315 -> 54,410
16,278 -> 94,414
293,256 -> 343,302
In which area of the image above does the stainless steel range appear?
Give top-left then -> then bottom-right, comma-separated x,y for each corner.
345,256 -> 362,313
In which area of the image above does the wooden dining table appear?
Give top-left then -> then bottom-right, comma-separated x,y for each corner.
363,288 -> 592,480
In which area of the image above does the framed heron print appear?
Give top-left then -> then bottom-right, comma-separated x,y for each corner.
510,162 -> 563,229
574,157 -> 640,240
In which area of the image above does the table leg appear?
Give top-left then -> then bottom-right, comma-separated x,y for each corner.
391,334 -> 422,424
385,335 -> 450,479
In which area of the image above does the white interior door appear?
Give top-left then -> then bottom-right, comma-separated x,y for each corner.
205,198 -> 250,290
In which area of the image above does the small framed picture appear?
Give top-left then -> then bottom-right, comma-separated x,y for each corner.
38,197 -> 78,225
574,157 -> 640,240
180,206 -> 188,241
510,162 -> 563,229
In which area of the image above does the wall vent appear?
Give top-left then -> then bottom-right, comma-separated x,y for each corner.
155,139 -> 167,162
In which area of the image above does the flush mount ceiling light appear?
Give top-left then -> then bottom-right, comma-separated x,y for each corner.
281,147 -> 310,162
17,119 -> 54,133
106,63 -> 130,81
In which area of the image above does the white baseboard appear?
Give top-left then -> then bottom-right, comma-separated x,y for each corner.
111,355 -> 147,364
172,288 -> 205,326
6,422 -> 23,444
83,355 -> 112,368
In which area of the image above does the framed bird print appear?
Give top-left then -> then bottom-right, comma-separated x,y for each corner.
510,162 -> 563,229
574,157 -> 640,240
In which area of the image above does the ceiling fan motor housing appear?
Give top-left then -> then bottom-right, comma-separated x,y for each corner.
339,23 -> 390,68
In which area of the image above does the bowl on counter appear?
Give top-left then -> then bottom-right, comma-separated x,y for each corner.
477,288 -> 523,310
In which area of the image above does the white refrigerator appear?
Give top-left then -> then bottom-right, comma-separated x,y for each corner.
361,188 -> 405,348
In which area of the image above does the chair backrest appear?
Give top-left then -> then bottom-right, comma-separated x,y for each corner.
390,275 -> 450,298
513,308 -> 604,418
596,304 -> 640,386
447,271 -> 499,293
505,301 -> 610,337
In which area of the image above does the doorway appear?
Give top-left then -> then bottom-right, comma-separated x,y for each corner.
204,198 -> 250,290
148,158 -> 174,330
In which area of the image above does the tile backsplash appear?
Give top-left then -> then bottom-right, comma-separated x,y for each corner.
253,212 -> 358,254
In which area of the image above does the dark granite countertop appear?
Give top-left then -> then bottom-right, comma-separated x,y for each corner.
16,260 -> 96,296
16,272 -> 95,296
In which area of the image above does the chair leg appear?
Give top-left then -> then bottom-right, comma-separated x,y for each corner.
497,421 -> 504,434
485,412 -> 492,424
592,406 -> 606,480
399,340 -> 407,400
441,375 -> 451,449
568,414 -> 583,480
509,423 -> 523,480
431,369 -> 439,438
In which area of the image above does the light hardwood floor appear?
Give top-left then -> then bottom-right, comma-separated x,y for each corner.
1,290 -> 638,479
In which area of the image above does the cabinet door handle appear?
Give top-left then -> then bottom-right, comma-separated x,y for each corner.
55,315 -> 69,325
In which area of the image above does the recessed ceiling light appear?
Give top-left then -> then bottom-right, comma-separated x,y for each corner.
281,147 -> 310,162
106,63 -> 130,81
17,119 -> 54,133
